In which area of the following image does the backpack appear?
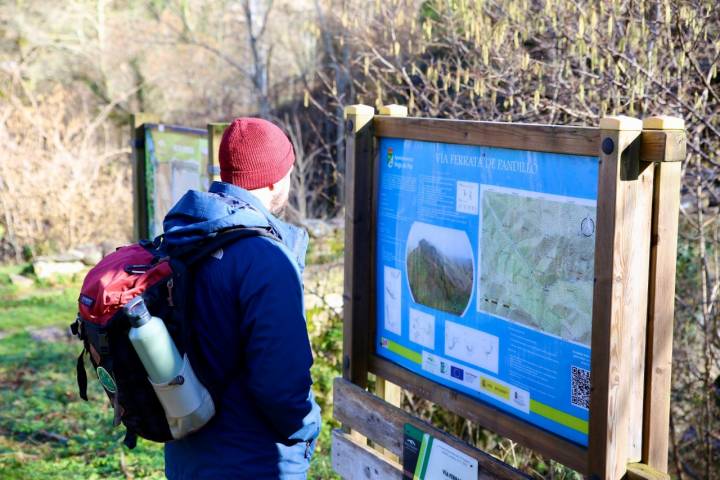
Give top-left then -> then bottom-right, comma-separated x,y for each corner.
70,226 -> 278,448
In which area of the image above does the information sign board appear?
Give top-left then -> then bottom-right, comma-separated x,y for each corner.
375,138 -> 598,445
144,124 -> 209,238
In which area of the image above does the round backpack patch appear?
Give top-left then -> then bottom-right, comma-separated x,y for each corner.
96,366 -> 117,393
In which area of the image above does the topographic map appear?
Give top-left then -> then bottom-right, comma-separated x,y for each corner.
477,186 -> 597,346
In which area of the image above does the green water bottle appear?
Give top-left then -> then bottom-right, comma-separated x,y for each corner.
125,296 -> 182,384
124,295 -> 215,439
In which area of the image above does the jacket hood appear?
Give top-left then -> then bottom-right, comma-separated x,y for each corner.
161,181 -> 308,271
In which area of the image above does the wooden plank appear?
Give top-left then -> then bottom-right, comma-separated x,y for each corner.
130,113 -> 159,241
589,117 -> 644,480
639,130 -> 686,163
374,116 -> 599,156
334,377 -> 530,480
373,117 -> 677,163
368,355 -> 588,473
625,161 -> 655,462
342,105 -> 375,388
626,462 -> 671,480
374,378 -> 401,460
641,121 -> 684,471
207,123 -> 228,182
332,429 -> 403,479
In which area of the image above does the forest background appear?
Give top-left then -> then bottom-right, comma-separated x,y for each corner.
0,0 -> 718,478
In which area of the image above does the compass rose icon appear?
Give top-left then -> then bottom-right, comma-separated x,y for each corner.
581,216 -> 595,237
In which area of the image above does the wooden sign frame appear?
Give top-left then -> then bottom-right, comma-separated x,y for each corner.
207,122 -> 229,183
131,113 -> 160,240
130,117 -> 212,240
336,105 -> 685,480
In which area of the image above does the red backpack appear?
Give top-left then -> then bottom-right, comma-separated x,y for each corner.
71,227 -> 277,448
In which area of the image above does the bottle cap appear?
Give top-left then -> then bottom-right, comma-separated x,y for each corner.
124,296 -> 151,328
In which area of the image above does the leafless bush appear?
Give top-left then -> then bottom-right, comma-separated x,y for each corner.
0,78 -> 132,260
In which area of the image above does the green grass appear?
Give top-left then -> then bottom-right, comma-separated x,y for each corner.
0,331 -> 165,479
0,289 -> 78,333
0,265 -> 84,334
0,268 -> 165,479
0,258 -> 343,479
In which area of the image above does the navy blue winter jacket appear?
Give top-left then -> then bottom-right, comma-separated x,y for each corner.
161,181 -> 321,479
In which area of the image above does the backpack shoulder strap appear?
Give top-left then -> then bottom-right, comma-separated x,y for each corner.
165,226 -> 280,399
180,226 -> 280,267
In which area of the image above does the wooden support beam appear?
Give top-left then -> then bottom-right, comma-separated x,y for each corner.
641,116 -> 685,472
626,462 -> 671,480
627,161 -> 656,463
333,377 -> 531,480
374,116 -> 599,156
378,104 -> 408,117
130,113 -> 159,241
374,116 -> 674,162
639,130 -> 686,164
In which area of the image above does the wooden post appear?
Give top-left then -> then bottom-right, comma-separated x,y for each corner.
640,116 -> 685,472
131,113 -> 159,241
207,123 -> 228,183
342,104 -> 375,447
374,104 -> 406,412
372,104 -> 408,460
378,104 -> 408,117
589,116 -> 648,480
342,104 -> 375,388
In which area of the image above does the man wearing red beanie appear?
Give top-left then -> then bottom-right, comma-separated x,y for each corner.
162,118 -> 321,479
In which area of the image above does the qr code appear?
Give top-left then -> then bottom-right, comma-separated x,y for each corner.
571,366 -> 590,410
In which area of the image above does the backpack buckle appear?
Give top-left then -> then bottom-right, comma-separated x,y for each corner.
70,316 -> 80,336
70,315 -> 86,340
124,264 -> 153,275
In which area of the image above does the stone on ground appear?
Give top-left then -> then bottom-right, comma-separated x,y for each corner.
30,326 -> 69,343
9,273 -> 34,288
33,258 -> 86,279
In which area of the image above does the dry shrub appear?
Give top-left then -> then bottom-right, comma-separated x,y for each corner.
0,81 -> 132,260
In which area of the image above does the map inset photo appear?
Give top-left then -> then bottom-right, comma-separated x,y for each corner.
406,222 -> 474,316
477,186 -> 596,346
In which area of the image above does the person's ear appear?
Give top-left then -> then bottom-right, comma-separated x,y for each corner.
268,183 -> 275,191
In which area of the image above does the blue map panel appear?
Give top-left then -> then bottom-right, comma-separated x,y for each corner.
375,137 -> 599,446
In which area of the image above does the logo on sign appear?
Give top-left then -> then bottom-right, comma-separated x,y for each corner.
387,147 -> 394,167
451,366 -> 464,380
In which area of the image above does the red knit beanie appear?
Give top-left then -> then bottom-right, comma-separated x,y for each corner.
219,117 -> 295,190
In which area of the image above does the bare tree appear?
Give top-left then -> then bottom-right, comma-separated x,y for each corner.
243,0 -> 274,117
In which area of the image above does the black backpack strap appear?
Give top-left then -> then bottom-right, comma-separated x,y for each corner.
168,226 -> 280,399
123,430 -> 138,449
72,315 -> 90,401
76,348 -> 88,401
174,226 -> 280,266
